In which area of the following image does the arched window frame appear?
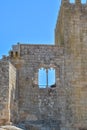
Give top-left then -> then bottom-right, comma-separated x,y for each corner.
38,65 -> 57,88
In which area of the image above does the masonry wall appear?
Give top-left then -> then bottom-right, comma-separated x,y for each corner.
1,1 -> 87,130
10,44 -> 65,127
55,0 -> 87,129
9,62 -> 19,123
0,59 -> 9,125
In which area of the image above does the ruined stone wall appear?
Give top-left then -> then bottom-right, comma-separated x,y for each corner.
1,1 -> 87,130
9,62 -> 19,123
10,44 -> 65,127
9,1 -> 87,129
0,59 -> 9,125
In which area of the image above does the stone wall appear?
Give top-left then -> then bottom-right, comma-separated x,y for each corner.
10,44 -> 65,127
1,1 -> 87,130
9,62 -> 19,123
0,59 -> 9,124
55,0 -> 87,129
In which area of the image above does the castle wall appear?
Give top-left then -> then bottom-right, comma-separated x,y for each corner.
9,62 -> 19,123
0,59 -> 9,125
11,44 -> 65,127
1,1 -> 87,130
55,1 -> 64,46
55,0 -> 87,129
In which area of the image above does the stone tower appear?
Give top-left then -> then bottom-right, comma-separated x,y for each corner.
55,0 -> 87,129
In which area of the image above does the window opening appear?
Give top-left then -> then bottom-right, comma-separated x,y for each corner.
38,68 -> 46,88
48,68 -> 56,87
15,51 -> 18,57
38,68 -> 56,88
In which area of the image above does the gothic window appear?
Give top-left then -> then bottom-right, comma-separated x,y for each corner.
38,68 -> 46,88
38,68 -> 56,88
48,68 -> 56,87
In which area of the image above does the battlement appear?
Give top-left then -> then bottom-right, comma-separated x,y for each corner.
55,0 -> 87,46
62,0 -> 87,5
61,0 -> 87,12
62,0 -> 87,10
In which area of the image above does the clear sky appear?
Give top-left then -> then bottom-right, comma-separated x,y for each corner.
0,0 -> 86,58
0,0 -> 61,58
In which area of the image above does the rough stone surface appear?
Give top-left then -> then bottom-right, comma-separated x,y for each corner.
0,59 -> 9,125
0,0 -> 87,130
0,125 -> 23,130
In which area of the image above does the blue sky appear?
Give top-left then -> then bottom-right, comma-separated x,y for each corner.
0,0 -> 61,58
0,0 -> 86,58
